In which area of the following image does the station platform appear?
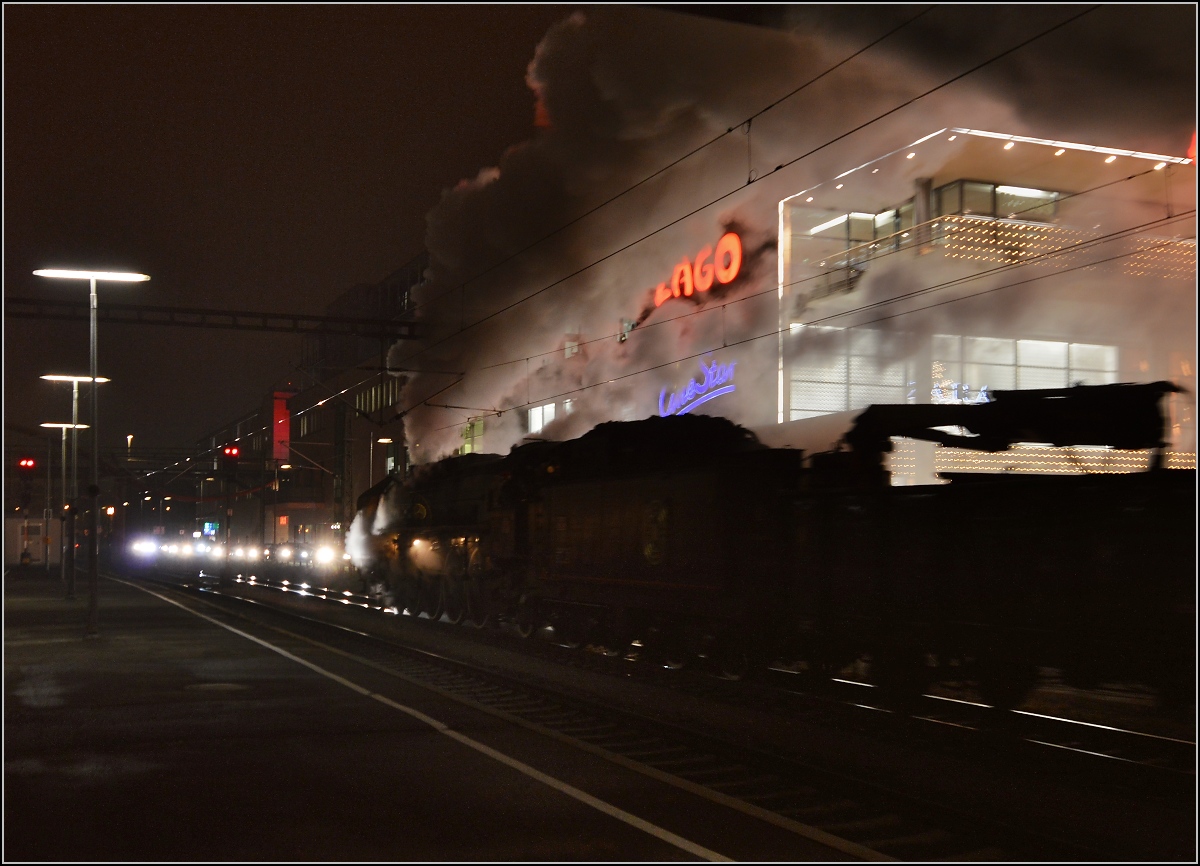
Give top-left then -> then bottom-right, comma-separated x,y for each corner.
3,565 -> 390,861
4,565 -> 847,862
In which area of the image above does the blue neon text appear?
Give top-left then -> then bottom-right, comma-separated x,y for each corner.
659,358 -> 737,417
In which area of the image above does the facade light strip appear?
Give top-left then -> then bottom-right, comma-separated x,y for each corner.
808,212 -> 878,235
781,127 -> 1192,214
949,128 -> 1192,164
809,214 -> 848,235
995,185 -> 1056,198
781,128 -> 949,205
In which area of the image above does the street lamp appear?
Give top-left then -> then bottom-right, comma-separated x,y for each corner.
371,437 -> 393,487
40,375 -> 111,511
40,376 -> 111,610
40,422 -> 89,596
35,268 -> 148,636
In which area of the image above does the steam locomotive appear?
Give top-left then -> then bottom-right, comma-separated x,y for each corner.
350,382 -> 1195,710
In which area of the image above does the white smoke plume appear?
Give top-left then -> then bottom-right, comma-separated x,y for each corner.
344,476 -> 408,570
388,6 -> 1194,463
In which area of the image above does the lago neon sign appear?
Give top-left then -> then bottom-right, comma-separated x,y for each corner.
659,358 -> 737,417
653,232 -> 743,307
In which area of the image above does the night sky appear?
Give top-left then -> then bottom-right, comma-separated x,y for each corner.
5,5 -> 1195,458
5,5 -> 572,452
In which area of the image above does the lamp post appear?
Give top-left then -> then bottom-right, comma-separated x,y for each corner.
41,375 -> 109,600
41,376 -> 111,496
35,269 -> 148,636
40,422 -> 89,594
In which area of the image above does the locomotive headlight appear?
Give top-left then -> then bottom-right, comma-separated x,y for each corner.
316,546 -> 335,564
247,548 -> 259,560
278,546 -> 292,560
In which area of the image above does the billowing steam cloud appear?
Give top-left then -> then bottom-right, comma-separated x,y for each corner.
386,6 -> 1194,463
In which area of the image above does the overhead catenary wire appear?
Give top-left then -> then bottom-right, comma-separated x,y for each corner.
389,5 -> 1102,382
141,141 -> 1183,478
143,5 -> 1141,475
420,219 -> 1195,436
403,6 -> 937,322
471,166 -> 1177,371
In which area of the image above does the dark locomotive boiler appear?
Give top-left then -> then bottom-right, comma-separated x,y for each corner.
348,382 -> 1195,710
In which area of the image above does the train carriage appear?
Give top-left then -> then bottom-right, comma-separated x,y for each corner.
350,382 -> 1195,709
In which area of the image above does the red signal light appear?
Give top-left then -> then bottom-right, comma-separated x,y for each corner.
18,458 -> 37,470
223,446 -> 239,458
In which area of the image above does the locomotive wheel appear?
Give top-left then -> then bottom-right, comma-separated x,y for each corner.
415,579 -> 444,621
393,578 -> 415,615
465,578 -> 494,629
513,595 -> 540,638
442,576 -> 466,626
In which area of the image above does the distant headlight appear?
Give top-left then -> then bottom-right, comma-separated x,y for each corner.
316,546 -> 335,564
278,547 -> 292,560
130,539 -> 157,556
247,548 -> 259,560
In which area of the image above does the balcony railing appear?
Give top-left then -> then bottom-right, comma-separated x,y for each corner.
799,214 -> 1195,303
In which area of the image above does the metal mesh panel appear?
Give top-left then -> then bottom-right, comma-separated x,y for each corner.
790,380 -> 847,414
1017,365 -> 1069,389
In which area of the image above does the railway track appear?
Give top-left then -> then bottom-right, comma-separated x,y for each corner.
129,562 -> 1194,861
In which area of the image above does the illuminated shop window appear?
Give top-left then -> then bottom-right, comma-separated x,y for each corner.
528,402 -> 556,434
933,335 -> 1117,403
789,326 -> 912,420
461,419 -> 484,454
935,180 -> 1058,222
1017,339 -> 1069,389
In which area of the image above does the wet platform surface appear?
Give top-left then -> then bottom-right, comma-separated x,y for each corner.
3,567 -> 851,862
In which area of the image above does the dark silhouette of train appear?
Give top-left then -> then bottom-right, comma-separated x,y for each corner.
350,381 -> 1195,710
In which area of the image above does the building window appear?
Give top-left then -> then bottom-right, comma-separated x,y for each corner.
528,402 -> 555,434
461,419 -> 484,454
933,335 -> 1117,402
936,182 -> 962,216
996,185 -> 1058,220
789,326 -> 913,420
962,181 -> 994,217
